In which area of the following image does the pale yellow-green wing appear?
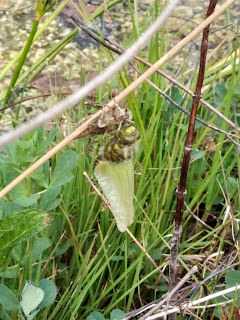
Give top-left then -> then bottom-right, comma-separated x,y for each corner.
94,160 -> 134,232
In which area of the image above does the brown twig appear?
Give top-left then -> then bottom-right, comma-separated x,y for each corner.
0,92 -> 70,113
168,1 -> 218,317
83,171 -> 112,211
83,172 -> 169,283
103,0 -> 117,42
184,201 -> 214,231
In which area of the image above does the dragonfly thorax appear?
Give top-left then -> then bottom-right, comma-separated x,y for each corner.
103,126 -> 141,163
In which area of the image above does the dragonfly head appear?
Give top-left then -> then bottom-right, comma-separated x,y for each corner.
117,126 -> 141,145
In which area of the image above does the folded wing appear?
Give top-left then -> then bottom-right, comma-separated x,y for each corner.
94,160 -> 134,232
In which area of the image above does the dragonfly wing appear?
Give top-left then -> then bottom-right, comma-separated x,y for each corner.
94,160 -> 134,232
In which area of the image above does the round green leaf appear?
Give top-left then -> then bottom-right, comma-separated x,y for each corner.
87,311 -> 105,320
0,284 -> 19,311
37,279 -> 57,308
110,309 -> 125,320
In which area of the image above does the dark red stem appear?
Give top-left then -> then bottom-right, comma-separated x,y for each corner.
168,0 -> 218,307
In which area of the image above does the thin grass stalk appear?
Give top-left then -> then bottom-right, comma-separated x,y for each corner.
2,18 -> 40,108
1,0 -> 53,108
168,0 -> 218,316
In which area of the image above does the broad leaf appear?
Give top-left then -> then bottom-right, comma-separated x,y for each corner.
13,194 -> 40,207
87,311 -> 105,320
151,248 -> 162,261
0,264 -> 20,278
50,150 -> 78,188
0,198 -> 21,219
0,284 -> 19,311
38,279 -> 57,308
0,209 -> 48,266
110,309 -> 125,320
29,166 -> 45,180
44,128 -> 58,150
55,240 -> 71,257
3,141 -> 18,164
33,161 -> 50,188
16,140 -> 36,163
0,153 -> 13,163
39,186 -> 61,211
1,164 -> 28,200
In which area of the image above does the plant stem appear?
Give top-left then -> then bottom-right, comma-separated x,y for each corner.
168,0 -> 218,317
2,17 -> 40,108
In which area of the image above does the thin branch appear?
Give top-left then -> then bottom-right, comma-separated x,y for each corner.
184,201 -> 214,231
0,92 -> 70,112
126,229 -> 169,283
103,0 -> 117,42
133,56 -> 240,134
0,0 -> 235,149
83,171 -> 112,211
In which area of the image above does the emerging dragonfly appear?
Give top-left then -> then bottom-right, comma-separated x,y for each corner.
94,126 -> 141,232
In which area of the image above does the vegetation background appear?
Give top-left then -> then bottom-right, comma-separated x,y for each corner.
0,0 -> 239,319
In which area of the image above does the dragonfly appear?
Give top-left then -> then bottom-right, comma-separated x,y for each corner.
94,126 -> 141,232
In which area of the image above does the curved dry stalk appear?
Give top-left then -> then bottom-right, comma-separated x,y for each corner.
0,0 -> 236,149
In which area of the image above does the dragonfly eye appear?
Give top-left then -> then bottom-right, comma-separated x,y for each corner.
118,126 -> 141,145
